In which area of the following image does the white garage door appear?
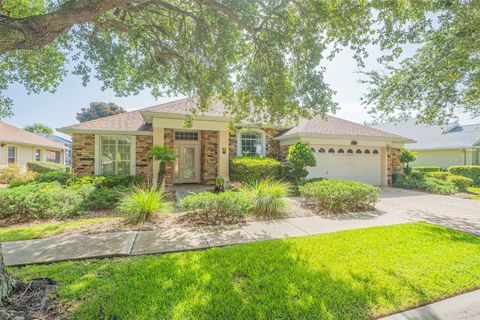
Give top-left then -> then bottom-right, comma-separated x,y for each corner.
307,146 -> 381,185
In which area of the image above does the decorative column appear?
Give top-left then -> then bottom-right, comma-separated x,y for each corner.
218,130 -> 229,181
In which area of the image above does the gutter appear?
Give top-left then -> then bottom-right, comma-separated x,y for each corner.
273,132 -> 416,144
57,128 -> 153,136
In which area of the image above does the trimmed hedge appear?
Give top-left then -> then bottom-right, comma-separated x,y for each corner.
412,166 -> 445,173
67,175 -> 144,188
448,166 -> 480,186
27,161 -> 67,173
394,176 -> 458,195
299,180 -> 380,212
230,157 -> 281,182
34,171 -> 72,185
180,191 -> 251,217
425,172 -> 472,190
0,182 -> 84,219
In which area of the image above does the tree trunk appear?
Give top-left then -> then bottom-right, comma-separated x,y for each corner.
157,161 -> 166,189
0,245 -> 14,301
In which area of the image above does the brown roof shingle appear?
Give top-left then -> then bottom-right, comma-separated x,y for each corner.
0,121 -> 66,149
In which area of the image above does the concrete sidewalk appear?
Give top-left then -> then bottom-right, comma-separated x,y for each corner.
380,289 -> 480,320
1,211 -> 413,266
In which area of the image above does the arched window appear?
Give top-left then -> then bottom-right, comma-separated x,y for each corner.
318,148 -> 325,153
356,149 -> 362,154
347,149 -> 353,154
364,149 -> 371,154
310,147 -> 316,153
328,148 -> 335,153
237,129 -> 266,157
373,149 -> 379,154
338,148 -> 344,153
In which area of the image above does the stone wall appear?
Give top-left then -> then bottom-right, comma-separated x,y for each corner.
163,129 -> 174,186
201,130 -> 218,184
387,147 -> 402,186
135,135 -> 153,183
71,133 -> 95,176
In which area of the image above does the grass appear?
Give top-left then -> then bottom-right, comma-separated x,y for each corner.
467,187 -> 480,200
10,223 -> 480,319
0,217 -> 118,242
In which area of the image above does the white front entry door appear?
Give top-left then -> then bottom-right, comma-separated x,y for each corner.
307,146 -> 382,185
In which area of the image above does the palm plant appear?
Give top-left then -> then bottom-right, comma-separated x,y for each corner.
117,185 -> 171,225
241,177 -> 291,217
149,145 -> 177,188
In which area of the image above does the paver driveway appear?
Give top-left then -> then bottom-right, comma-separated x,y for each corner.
378,188 -> 480,235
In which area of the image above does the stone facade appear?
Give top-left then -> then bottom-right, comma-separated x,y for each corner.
201,130 -> 218,184
135,135 -> 153,183
71,133 -> 95,176
387,147 -> 402,186
163,129 -> 174,186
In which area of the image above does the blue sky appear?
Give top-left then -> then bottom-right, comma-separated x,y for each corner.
4,45 -> 478,137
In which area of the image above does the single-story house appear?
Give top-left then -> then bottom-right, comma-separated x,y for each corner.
372,118 -> 480,168
58,98 -> 413,186
0,121 -> 67,168
44,134 -> 72,166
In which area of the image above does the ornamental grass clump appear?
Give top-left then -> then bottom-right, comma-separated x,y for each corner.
241,177 -> 291,217
117,186 -> 171,225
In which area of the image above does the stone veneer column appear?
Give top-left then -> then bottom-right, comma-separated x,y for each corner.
201,130 -> 218,184
135,135 -> 153,183
218,130 -> 229,180
163,129 -> 174,186
387,147 -> 402,186
71,133 -> 95,176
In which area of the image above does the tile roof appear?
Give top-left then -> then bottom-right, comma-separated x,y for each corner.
276,115 -> 412,142
372,119 -> 480,150
0,121 -> 66,149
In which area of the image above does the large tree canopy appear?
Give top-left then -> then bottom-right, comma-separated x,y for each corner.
0,0 -> 477,124
76,101 -> 125,122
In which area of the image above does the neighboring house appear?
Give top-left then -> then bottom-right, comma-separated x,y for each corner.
372,119 -> 480,168
44,134 -> 72,165
0,121 -> 67,168
58,98 -> 412,186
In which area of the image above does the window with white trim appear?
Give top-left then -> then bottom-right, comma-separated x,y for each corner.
35,149 -> 42,161
237,130 -> 265,157
7,146 -> 16,164
100,136 -> 132,175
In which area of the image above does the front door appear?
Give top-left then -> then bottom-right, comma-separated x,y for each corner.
174,144 -> 201,183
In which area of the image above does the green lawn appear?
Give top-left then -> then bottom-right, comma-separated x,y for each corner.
0,217 -> 118,242
468,187 -> 480,200
11,223 -> 480,319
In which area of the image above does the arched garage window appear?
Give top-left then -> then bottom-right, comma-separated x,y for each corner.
328,148 -> 335,153
237,129 -> 266,157
356,149 -> 362,154
338,148 -> 344,153
373,150 -> 379,154
365,149 -> 371,154
318,148 -> 325,153
347,149 -> 353,154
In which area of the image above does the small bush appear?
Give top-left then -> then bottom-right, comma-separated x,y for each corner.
72,184 -> 128,210
287,142 -> 316,181
293,178 -> 324,193
0,165 -> 36,186
180,191 -> 251,217
394,176 -> 459,195
230,157 -> 281,182
448,166 -> 480,186
299,180 -> 380,212
117,186 -> 170,225
0,182 -> 84,219
67,175 -> 144,188
35,171 -> 72,185
425,172 -> 472,190
241,178 -> 291,217
27,161 -> 67,173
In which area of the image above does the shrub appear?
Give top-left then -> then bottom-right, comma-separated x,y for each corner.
399,148 -> 416,176
72,184 -> 128,210
27,161 -> 67,173
412,166 -> 445,173
67,174 -> 144,188
293,178 -> 324,193
287,142 -> 316,181
448,166 -> 480,186
393,176 -> 459,195
0,182 -> 84,219
425,172 -> 473,190
230,157 -> 281,182
299,180 -> 380,212
0,165 -> 36,186
241,178 -> 291,217
35,171 -> 72,185
180,191 -> 251,217
117,186 -> 171,225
